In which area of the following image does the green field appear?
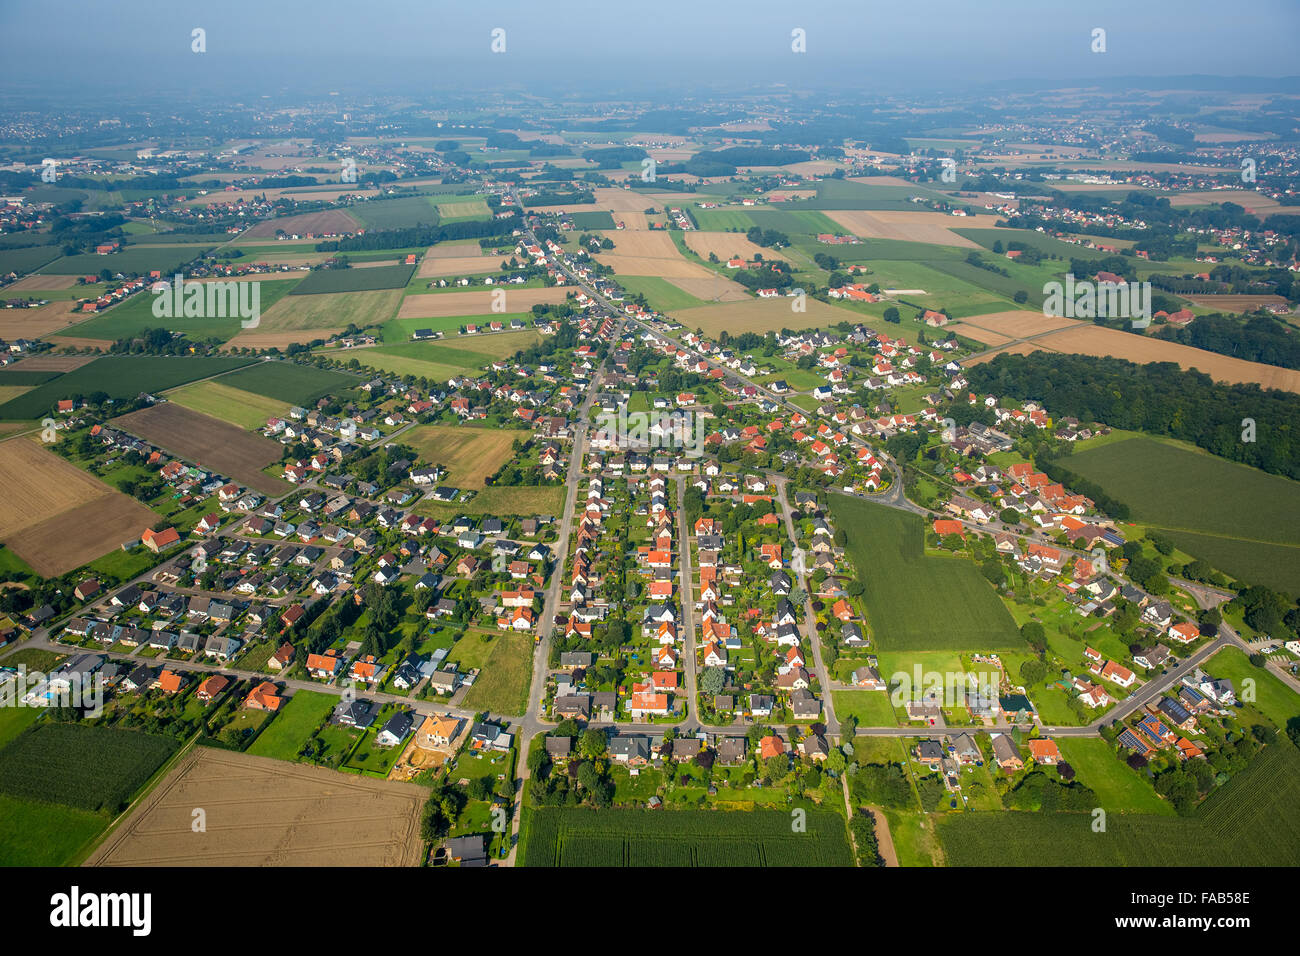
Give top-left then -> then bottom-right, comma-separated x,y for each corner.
290,264 -> 415,295
65,278 -> 300,342
351,196 -> 442,230
0,355 -> 256,420
1056,737 -> 1176,815
459,632 -> 534,716
1064,436 -> 1300,595
214,361 -> 359,405
0,793 -> 109,866
831,690 -> 899,726
790,178 -> 979,211
519,807 -> 854,866
1205,646 -> 1300,729
0,245 -> 63,275
345,332 -> 538,382
0,706 -> 41,749
413,484 -> 565,518
616,275 -> 707,312
40,245 -> 210,277
829,495 -> 1022,651
166,379 -> 290,429
246,690 -> 337,761
0,369 -> 61,386
938,738 -> 1300,866
0,722 -> 177,813
568,211 -> 616,230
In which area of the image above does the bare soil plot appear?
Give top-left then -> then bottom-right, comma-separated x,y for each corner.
683,231 -> 791,263
418,255 -> 504,278
673,297 -> 855,337
403,423 -> 529,488
957,310 -> 1084,338
1031,324 -> 1300,393
84,748 -> 427,867
243,210 -> 361,239
0,437 -> 158,576
824,210 -> 980,248
665,275 -> 752,303
110,403 -> 291,496
3,275 -> 77,291
398,287 -> 568,319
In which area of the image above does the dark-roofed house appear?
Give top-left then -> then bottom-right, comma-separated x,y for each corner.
445,834 -> 487,866
376,710 -> 415,747
608,735 -> 650,766
717,736 -> 747,765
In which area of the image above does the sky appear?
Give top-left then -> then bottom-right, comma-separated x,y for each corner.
3,0 -> 1299,100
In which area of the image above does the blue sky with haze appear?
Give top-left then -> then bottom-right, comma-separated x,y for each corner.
3,0 -> 1297,97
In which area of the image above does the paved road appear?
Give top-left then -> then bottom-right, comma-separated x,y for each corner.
674,476 -> 702,725
774,475 -> 839,733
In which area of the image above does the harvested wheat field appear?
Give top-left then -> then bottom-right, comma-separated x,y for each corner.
188,186 -> 370,207
243,213 -> 361,243
1031,324 -> 1300,393
1184,294 -> 1291,312
824,210 -> 980,248
596,231 -> 717,279
684,231 -> 791,263
5,353 -> 96,372
84,748 -> 427,867
593,187 -> 662,212
404,423 -> 529,488
666,276 -> 753,303
615,211 -> 650,231
0,301 -> 83,340
224,329 -> 347,351
398,287 -> 568,319
963,341 -> 1061,366
0,437 -> 158,576
256,290 -> 402,332
674,297 -> 854,337
596,231 -> 680,259
436,198 -> 490,218
418,255 -> 504,278
1170,191 -> 1299,216
944,323 -> 1015,347
425,242 -> 492,259
111,403 -> 291,496
3,275 -> 78,292
957,310 -> 1084,339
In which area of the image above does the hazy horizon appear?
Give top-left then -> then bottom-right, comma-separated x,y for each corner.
4,0 -> 1299,101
